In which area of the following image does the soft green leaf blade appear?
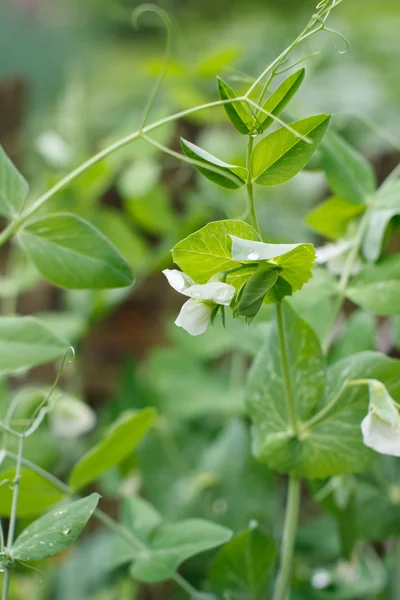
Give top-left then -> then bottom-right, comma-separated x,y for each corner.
0,144 -> 29,219
300,352 -> 400,478
180,138 -> 247,189
306,196 -> 365,240
69,408 -> 156,491
210,528 -> 276,600
217,77 -> 252,135
11,493 -> 100,561
0,468 -> 66,517
172,220 -> 259,285
0,316 -> 69,375
19,213 -> 134,289
329,311 -> 376,364
321,130 -> 376,204
362,208 -> 399,262
251,114 -> 331,186
234,265 -> 280,318
131,519 -> 233,583
346,255 -> 400,315
246,302 -> 326,474
257,68 -> 305,132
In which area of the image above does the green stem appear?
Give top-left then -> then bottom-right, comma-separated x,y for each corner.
1,570 -> 10,600
273,477 -> 301,600
246,136 -> 261,238
276,302 -> 299,436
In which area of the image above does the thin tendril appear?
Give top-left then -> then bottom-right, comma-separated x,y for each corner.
275,51 -> 321,76
15,560 -> 45,584
133,4 -> 172,129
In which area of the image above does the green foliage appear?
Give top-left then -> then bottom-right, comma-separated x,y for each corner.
362,180 -> 400,262
0,316 -> 68,375
69,408 -> 156,490
346,255 -> 400,315
180,138 -> 248,189
256,69 -> 305,133
0,468 -> 66,517
251,114 -> 330,186
0,145 -> 29,219
11,493 -> 100,561
321,130 -> 376,204
130,519 -> 232,583
19,213 -> 134,289
210,528 -> 277,599
217,77 -> 252,134
306,196 -> 365,240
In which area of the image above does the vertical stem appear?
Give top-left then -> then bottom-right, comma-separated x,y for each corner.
273,302 -> 301,600
273,477 -> 301,600
2,435 -> 23,600
246,136 -> 261,238
275,302 -> 299,436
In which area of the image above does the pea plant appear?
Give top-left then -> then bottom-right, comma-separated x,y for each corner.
1,0 -> 400,598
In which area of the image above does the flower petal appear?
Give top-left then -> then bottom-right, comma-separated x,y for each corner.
361,412 -> 400,456
185,282 -> 235,305
163,269 -> 195,294
175,299 -> 212,336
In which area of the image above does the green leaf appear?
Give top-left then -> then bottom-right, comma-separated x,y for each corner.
19,213 -> 134,289
69,408 -> 156,491
256,68 -> 305,133
0,468 -> 66,517
11,493 -> 100,561
180,138 -> 247,189
346,255 -> 400,315
0,316 -> 68,375
229,236 -> 316,301
217,77 -> 252,135
251,114 -> 331,186
362,182 -> 400,262
0,144 -> 29,219
172,220 -> 259,285
130,519 -> 232,583
210,528 -> 276,600
306,196 -> 365,240
329,311 -> 376,364
233,264 -> 280,318
321,129 -> 376,204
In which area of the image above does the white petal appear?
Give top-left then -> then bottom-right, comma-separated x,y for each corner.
162,269 -> 195,294
315,241 -> 353,264
185,282 -> 235,305
50,396 -> 96,438
175,299 -> 212,335
361,412 -> 400,456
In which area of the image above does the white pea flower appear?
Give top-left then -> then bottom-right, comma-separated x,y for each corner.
360,379 -> 400,456
163,269 -> 235,336
315,240 -> 362,275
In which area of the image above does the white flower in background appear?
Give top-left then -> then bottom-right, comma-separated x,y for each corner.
360,379 -> 400,456
163,269 -> 235,336
50,394 -> 96,438
36,131 -> 72,169
315,240 -> 362,276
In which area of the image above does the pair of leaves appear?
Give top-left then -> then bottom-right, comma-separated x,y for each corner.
246,302 -> 400,478
109,495 -> 233,583
69,408 -> 156,491
10,493 -> 100,561
218,69 -> 305,135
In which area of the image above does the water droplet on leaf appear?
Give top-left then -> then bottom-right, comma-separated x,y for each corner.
247,251 -> 259,261
61,527 -> 71,535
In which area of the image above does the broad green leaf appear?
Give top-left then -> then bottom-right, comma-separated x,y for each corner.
346,255 -> 400,315
321,129 -> 376,204
210,528 -> 276,600
69,408 -> 156,490
329,311 -> 376,364
19,213 -> 134,289
0,316 -> 68,375
172,220 -> 259,285
251,114 -> 330,186
180,138 -> 247,189
0,468 -> 66,517
306,196 -> 365,240
0,144 -> 29,219
256,68 -> 305,132
248,304 -> 400,477
124,187 -> 175,236
362,181 -> 400,262
247,302 -> 327,475
217,77 -> 252,135
230,236 -> 316,302
130,519 -> 232,583
11,493 -> 100,561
